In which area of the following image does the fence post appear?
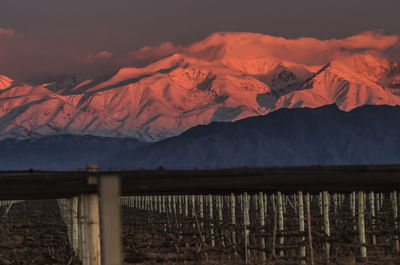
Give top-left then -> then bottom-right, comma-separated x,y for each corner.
199,195 -> 205,243
100,175 -> 122,265
322,191 -> 330,262
305,193 -> 314,265
358,191 -> 367,260
298,191 -> 306,261
217,195 -> 225,247
392,191 -> 399,252
277,191 -> 284,257
243,192 -> 250,264
230,193 -> 237,247
86,165 -> 101,265
209,194 -> 215,247
369,191 -> 376,246
191,194 -> 196,239
71,196 -> 79,255
78,194 -> 88,264
351,191 -> 357,232
259,192 -> 266,264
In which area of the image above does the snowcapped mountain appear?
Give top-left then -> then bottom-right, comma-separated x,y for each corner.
1,32 -> 400,141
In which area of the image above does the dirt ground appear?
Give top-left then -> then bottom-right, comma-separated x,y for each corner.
0,200 -> 80,265
1,200 -> 400,265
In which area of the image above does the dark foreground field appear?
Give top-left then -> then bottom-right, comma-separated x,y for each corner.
0,200 -> 80,265
120,203 -> 400,265
1,199 -> 400,265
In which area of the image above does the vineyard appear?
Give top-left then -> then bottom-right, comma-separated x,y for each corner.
0,166 -> 400,264
119,191 -> 400,265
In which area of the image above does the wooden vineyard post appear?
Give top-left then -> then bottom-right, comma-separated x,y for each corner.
305,193 -> 314,265
318,192 -> 323,217
159,195 -> 163,214
357,191 -> 367,260
333,193 -> 338,228
162,196 -> 167,236
217,195 -> 225,247
99,175 -> 122,265
191,195 -> 196,239
184,195 -> 189,217
369,191 -> 376,246
243,192 -> 250,264
271,193 -> 276,254
71,196 -> 79,256
333,193 -> 338,214
178,195 -> 182,215
178,195 -> 183,240
166,195 -> 171,234
162,195 -> 166,213
374,193 -> 379,215
209,194 -> 215,248
86,165 -> 101,265
264,193 -> 268,220
172,195 -> 177,217
283,194 -> 287,214
199,195 -> 205,243
293,194 -> 298,215
298,191 -> 306,261
351,191 -> 357,232
277,191 -> 285,257
259,192 -> 267,263
172,195 -> 179,239
392,191 -> 399,252
230,193 -> 237,247
322,191 -> 330,262
338,194 -> 342,209
78,193 -> 88,264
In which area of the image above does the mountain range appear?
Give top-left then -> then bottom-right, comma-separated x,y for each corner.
105,104 -> 400,169
1,32 -> 400,142
0,135 -> 145,170
2,104 -> 400,170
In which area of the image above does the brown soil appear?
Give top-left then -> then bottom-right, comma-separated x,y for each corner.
0,200 -> 80,265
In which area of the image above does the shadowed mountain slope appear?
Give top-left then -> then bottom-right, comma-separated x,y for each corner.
105,104 -> 400,169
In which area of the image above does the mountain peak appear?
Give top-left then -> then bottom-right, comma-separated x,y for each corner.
1,32 -> 400,141
0,75 -> 13,90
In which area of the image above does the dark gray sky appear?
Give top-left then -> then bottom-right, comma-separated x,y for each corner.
1,0 -> 400,82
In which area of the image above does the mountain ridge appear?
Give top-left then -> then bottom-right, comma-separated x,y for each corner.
104,104 -> 400,169
1,32 -> 400,141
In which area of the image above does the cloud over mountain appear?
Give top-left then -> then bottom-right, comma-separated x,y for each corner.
0,27 -> 15,37
76,50 -> 113,63
0,31 -> 400,142
122,31 -> 400,67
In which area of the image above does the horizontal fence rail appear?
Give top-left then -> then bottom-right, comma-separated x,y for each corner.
1,164 -> 400,264
2,165 -> 400,199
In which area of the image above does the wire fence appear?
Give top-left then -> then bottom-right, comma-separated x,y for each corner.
119,192 -> 400,265
1,166 -> 400,264
0,199 -> 80,264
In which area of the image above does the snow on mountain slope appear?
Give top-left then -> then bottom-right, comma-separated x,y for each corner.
0,75 -> 13,90
272,56 -> 400,111
1,32 -> 400,141
0,83 -> 121,139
